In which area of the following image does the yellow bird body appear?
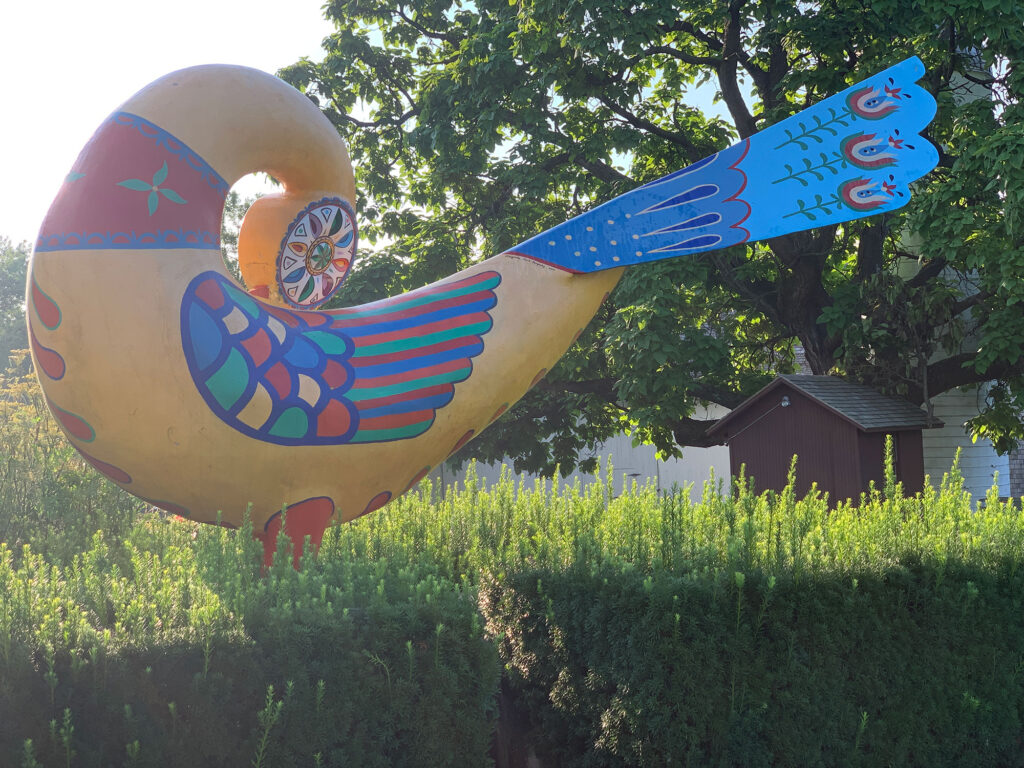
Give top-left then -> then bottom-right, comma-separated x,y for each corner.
28,66 -> 619,552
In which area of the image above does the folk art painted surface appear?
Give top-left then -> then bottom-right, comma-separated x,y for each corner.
27,58 -> 938,563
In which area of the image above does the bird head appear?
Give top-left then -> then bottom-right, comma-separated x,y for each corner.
236,144 -> 357,310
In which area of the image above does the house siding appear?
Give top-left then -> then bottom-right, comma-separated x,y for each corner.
441,406 -> 731,502
921,387 -> 1009,499
1010,447 -> 1024,498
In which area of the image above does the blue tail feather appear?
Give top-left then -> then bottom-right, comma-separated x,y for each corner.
507,57 -> 938,273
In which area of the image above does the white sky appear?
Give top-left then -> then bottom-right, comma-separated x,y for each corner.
0,2 -> 742,249
0,0 -> 335,245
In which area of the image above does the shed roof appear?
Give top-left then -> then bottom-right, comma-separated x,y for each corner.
706,374 -> 942,439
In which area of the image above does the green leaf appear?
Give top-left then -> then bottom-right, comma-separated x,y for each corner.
147,191 -> 159,216
117,179 -> 152,192
152,161 -> 169,186
160,189 -> 187,204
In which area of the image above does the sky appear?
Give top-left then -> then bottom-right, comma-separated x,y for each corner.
0,1 -> 742,249
0,0 -> 336,246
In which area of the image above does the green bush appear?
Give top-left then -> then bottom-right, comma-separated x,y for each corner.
482,561 -> 1024,767
4,362 -> 1024,767
475,464 -> 1024,766
0,520 -> 499,767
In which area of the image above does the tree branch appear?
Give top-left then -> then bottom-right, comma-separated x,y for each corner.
495,108 -> 635,184
904,256 -> 948,288
596,96 -> 702,159
536,378 -> 619,400
758,35 -> 789,114
658,19 -> 724,53
856,220 -> 885,281
329,107 -> 419,130
621,44 -> 720,69
536,375 -> 746,414
914,353 -> 1024,403
718,0 -> 758,138
950,290 -> 993,317
531,381 -> 743,449
705,249 -> 781,326
575,156 -> 633,185
671,416 -> 723,448
395,5 -> 457,43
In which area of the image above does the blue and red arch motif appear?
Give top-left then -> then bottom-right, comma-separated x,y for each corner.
180,270 -> 501,445
35,112 -> 228,252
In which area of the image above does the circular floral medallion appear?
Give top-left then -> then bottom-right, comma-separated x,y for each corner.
277,197 -> 357,309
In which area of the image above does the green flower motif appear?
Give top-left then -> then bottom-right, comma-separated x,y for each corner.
117,161 -> 187,215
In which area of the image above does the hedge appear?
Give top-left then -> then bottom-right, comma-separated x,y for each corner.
4,361 -> 1024,766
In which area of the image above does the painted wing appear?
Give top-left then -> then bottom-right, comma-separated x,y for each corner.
180,270 -> 500,445
329,271 -> 500,443
508,56 -> 939,272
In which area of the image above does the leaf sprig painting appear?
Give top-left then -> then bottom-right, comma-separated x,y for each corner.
118,161 -> 187,215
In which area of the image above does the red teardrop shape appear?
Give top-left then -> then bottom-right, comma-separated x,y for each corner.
29,324 -> 65,380
448,429 -> 475,457
359,491 -> 392,518
48,398 -> 96,442
77,448 -> 132,484
31,279 -> 61,329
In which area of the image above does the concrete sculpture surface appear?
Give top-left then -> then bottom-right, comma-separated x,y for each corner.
27,58 -> 938,563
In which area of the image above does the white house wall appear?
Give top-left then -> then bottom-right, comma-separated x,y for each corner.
440,405 -> 731,503
921,387 -> 1009,500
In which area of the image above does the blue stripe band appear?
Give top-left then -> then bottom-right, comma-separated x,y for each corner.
341,295 -> 497,338
358,391 -> 456,418
352,341 -> 484,379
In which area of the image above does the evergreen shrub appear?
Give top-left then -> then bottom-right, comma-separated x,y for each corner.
0,520 -> 499,767
4,362 -> 1024,766
482,559 -> 1024,767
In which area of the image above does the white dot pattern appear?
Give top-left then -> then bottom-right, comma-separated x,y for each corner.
516,144 -> 751,271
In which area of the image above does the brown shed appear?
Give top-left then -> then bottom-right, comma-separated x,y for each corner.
705,375 -> 942,504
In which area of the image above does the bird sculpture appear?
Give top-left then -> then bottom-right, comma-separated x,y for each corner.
27,57 -> 937,565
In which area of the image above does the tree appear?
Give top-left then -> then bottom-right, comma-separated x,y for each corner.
0,237 -> 30,367
221,190 -> 257,282
280,0 -> 1024,473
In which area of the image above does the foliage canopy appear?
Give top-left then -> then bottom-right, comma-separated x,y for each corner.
0,238 -> 29,365
281,0 -> 1024,474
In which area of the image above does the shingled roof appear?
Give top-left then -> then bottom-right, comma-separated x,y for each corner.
707,374 -> 942,438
